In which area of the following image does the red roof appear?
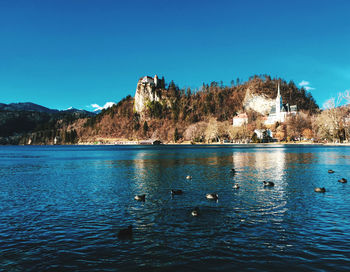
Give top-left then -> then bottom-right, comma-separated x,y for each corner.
233,113 -> 248,119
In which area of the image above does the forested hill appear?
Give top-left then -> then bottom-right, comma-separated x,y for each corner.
0,105 -> 94,145
78,75 -> 319,143
0,75 -> 320,144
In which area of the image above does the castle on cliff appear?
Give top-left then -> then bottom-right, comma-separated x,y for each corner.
141,75 -> 158,87
134,75 -> 161,115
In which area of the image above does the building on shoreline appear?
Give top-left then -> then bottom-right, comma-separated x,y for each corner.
232,113 -> 248,127
232,83 -> 298,143
254,129 -> 273,140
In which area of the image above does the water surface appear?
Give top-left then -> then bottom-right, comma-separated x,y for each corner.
1,145 -> 350,271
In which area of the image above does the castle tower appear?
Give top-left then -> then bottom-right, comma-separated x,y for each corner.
154,74 -> 158,87
276,82 -> 282,119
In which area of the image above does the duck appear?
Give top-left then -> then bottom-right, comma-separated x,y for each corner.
171,189 -> 183,195
191,207 -> 200,217
230,168 -> 236,174
206,193 -> 218,200
314,187 -> 326,193
134,194 -> 146,201
117,225 -> 132,239
338,178 -> 347,183
186,175 -> 192,180
263,181 -> 275,187
233,184 -> 240,189
328,169 -> 335,174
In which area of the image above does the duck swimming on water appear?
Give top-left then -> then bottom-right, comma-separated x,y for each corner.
191,207 -> 200,217
233,184 -> 240,189
171,189 -> 183,195
263,181 -> 275,187
206,193 -> 218,200
338,178 -> 347,183
328,170 -> 335,174
314,187 -> 326,193
134,194 -> 146,201
186,175 -> 192,180
117,225 -> 132,239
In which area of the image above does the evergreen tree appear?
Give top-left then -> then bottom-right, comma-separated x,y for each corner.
143,121 -> 149,135
174,127 -> 180,143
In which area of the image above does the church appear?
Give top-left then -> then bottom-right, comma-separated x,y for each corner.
264,83 -> 297,125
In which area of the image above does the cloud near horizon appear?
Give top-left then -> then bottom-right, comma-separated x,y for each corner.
298,80 -> 315,91
90,102 -> 116,112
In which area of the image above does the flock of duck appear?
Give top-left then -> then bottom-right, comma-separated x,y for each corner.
314,169 -> 347,193
118,168 -> 347,238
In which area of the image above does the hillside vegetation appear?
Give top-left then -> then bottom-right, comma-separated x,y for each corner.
0,109 -> 92,145
1,75 -> 326,144
77,75 -> 319,143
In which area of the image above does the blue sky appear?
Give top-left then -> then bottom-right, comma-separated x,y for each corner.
0,0 -> 349,110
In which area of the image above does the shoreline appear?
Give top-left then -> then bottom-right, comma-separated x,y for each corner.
3,141 -> 350,147
74,138 -> 350,146
74,141 -> 350,146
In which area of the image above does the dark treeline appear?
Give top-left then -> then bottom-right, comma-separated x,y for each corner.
0,110 -> 89,145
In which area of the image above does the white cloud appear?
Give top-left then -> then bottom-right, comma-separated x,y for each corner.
299,80 -> 310,87
298,80 -> 315,91
90,102 -> 116,112
304,86 -> 315,91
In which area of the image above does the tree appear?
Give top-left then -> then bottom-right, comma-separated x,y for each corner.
275,124 -> 287,141
286,112 -> 311,141
143,121 -> 149,136
302,128 -> 313,140
174,127 -> 180,143
228,125 -> 249,143
183,122 -> 207,142
204,118 -> 219,143
251,133 -> 259,143
147,101 -> 163,118
321,95 -> 344,142
133,112 -> 140,131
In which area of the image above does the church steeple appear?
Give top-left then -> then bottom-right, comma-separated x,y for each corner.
276,81 -> 282,117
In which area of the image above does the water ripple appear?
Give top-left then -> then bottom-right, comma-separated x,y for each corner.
1,145 -> 350,271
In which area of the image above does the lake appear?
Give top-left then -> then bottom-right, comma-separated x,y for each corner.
1,145 -> 350,271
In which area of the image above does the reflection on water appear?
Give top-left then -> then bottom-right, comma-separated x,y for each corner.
0,145 -> 350,271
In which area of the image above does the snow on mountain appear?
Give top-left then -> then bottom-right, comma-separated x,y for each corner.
91,102 -> 116,112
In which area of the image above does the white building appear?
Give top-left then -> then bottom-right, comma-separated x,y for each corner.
265,83 -> 297,125
254,129 -> 273,139
233,113 -> 248,127
141,75 -> 158,87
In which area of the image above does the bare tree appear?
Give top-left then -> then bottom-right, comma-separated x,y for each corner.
205,118 -> 220,143
322,94 -> 344,142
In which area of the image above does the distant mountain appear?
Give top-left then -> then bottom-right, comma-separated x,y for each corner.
0,102 -> 58,113
0,102 -> 95,116
61,108 -> 96,117
0,102 -> 95,144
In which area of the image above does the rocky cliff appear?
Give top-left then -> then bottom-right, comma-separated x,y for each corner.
134,75 -> 162,116
243,87 -> 275,115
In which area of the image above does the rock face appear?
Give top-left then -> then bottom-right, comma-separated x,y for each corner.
134,75 -> 161,115
243,87 -> 275,115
